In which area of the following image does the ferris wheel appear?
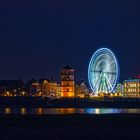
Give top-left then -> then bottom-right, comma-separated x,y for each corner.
88,48 -> 119,95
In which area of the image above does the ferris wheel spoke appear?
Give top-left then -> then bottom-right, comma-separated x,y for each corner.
93,71 -> 117,75
98,72 -> 105,93
104,75 -> 108,93
104,71 -> 117,75
105,78 -> 111,92
102,74 -> 109,93
95,73 -> 102,94
105,74 -> 114,92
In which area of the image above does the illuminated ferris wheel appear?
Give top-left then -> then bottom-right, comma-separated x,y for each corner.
88,48 -> 119,95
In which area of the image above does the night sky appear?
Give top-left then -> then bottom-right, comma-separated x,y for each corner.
0,0 -> 140,83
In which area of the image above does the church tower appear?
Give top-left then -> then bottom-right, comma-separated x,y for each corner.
61,66 -> 75,98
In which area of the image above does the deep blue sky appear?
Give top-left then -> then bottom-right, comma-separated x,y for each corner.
0,0 -> 140,83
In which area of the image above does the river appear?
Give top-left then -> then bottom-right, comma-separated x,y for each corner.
1,108 -> 140,115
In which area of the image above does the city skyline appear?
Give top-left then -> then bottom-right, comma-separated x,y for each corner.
1,1 -> 140,140
0,1 -> 139,83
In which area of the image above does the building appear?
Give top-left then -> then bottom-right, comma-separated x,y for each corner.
39,79 -> 58,97
75,81 -> 89,98
39,79 -> 49,97
123,76 -> 140,97
61,66 -> 75,98
47,79 -> 58,97
57,84 -> 61,98
30,81 -> 41,96
0,80 -> 25,96
115,83 -> 124,94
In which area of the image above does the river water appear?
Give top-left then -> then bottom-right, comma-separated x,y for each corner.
1,108 -> 140,115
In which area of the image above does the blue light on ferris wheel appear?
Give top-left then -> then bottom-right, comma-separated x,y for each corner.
88,48 -> 119,95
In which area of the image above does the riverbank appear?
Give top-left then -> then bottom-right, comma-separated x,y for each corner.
1,97 -> 140,108
0,114 -> 140,139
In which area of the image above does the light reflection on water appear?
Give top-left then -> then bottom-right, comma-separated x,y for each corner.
5,108 -> 11,114
2,108 -> 140,115
20,108 -> 26,115
37,108 -> 43,115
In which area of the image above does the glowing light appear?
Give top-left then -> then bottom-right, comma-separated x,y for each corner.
39,92 -> 42,96
88,48 -> 119,95
37,108 -> 43,115
22,91 -> 25,96
21,108 -> 26,115
5,108 -> 11,114
6,91 -> 10,96
95,109 -> 100,114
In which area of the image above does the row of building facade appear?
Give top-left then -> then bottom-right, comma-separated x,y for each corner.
0,66 -> 139,98
116,76 -> 140,97
28,66 -> 89,98
0,66 -> 89,98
